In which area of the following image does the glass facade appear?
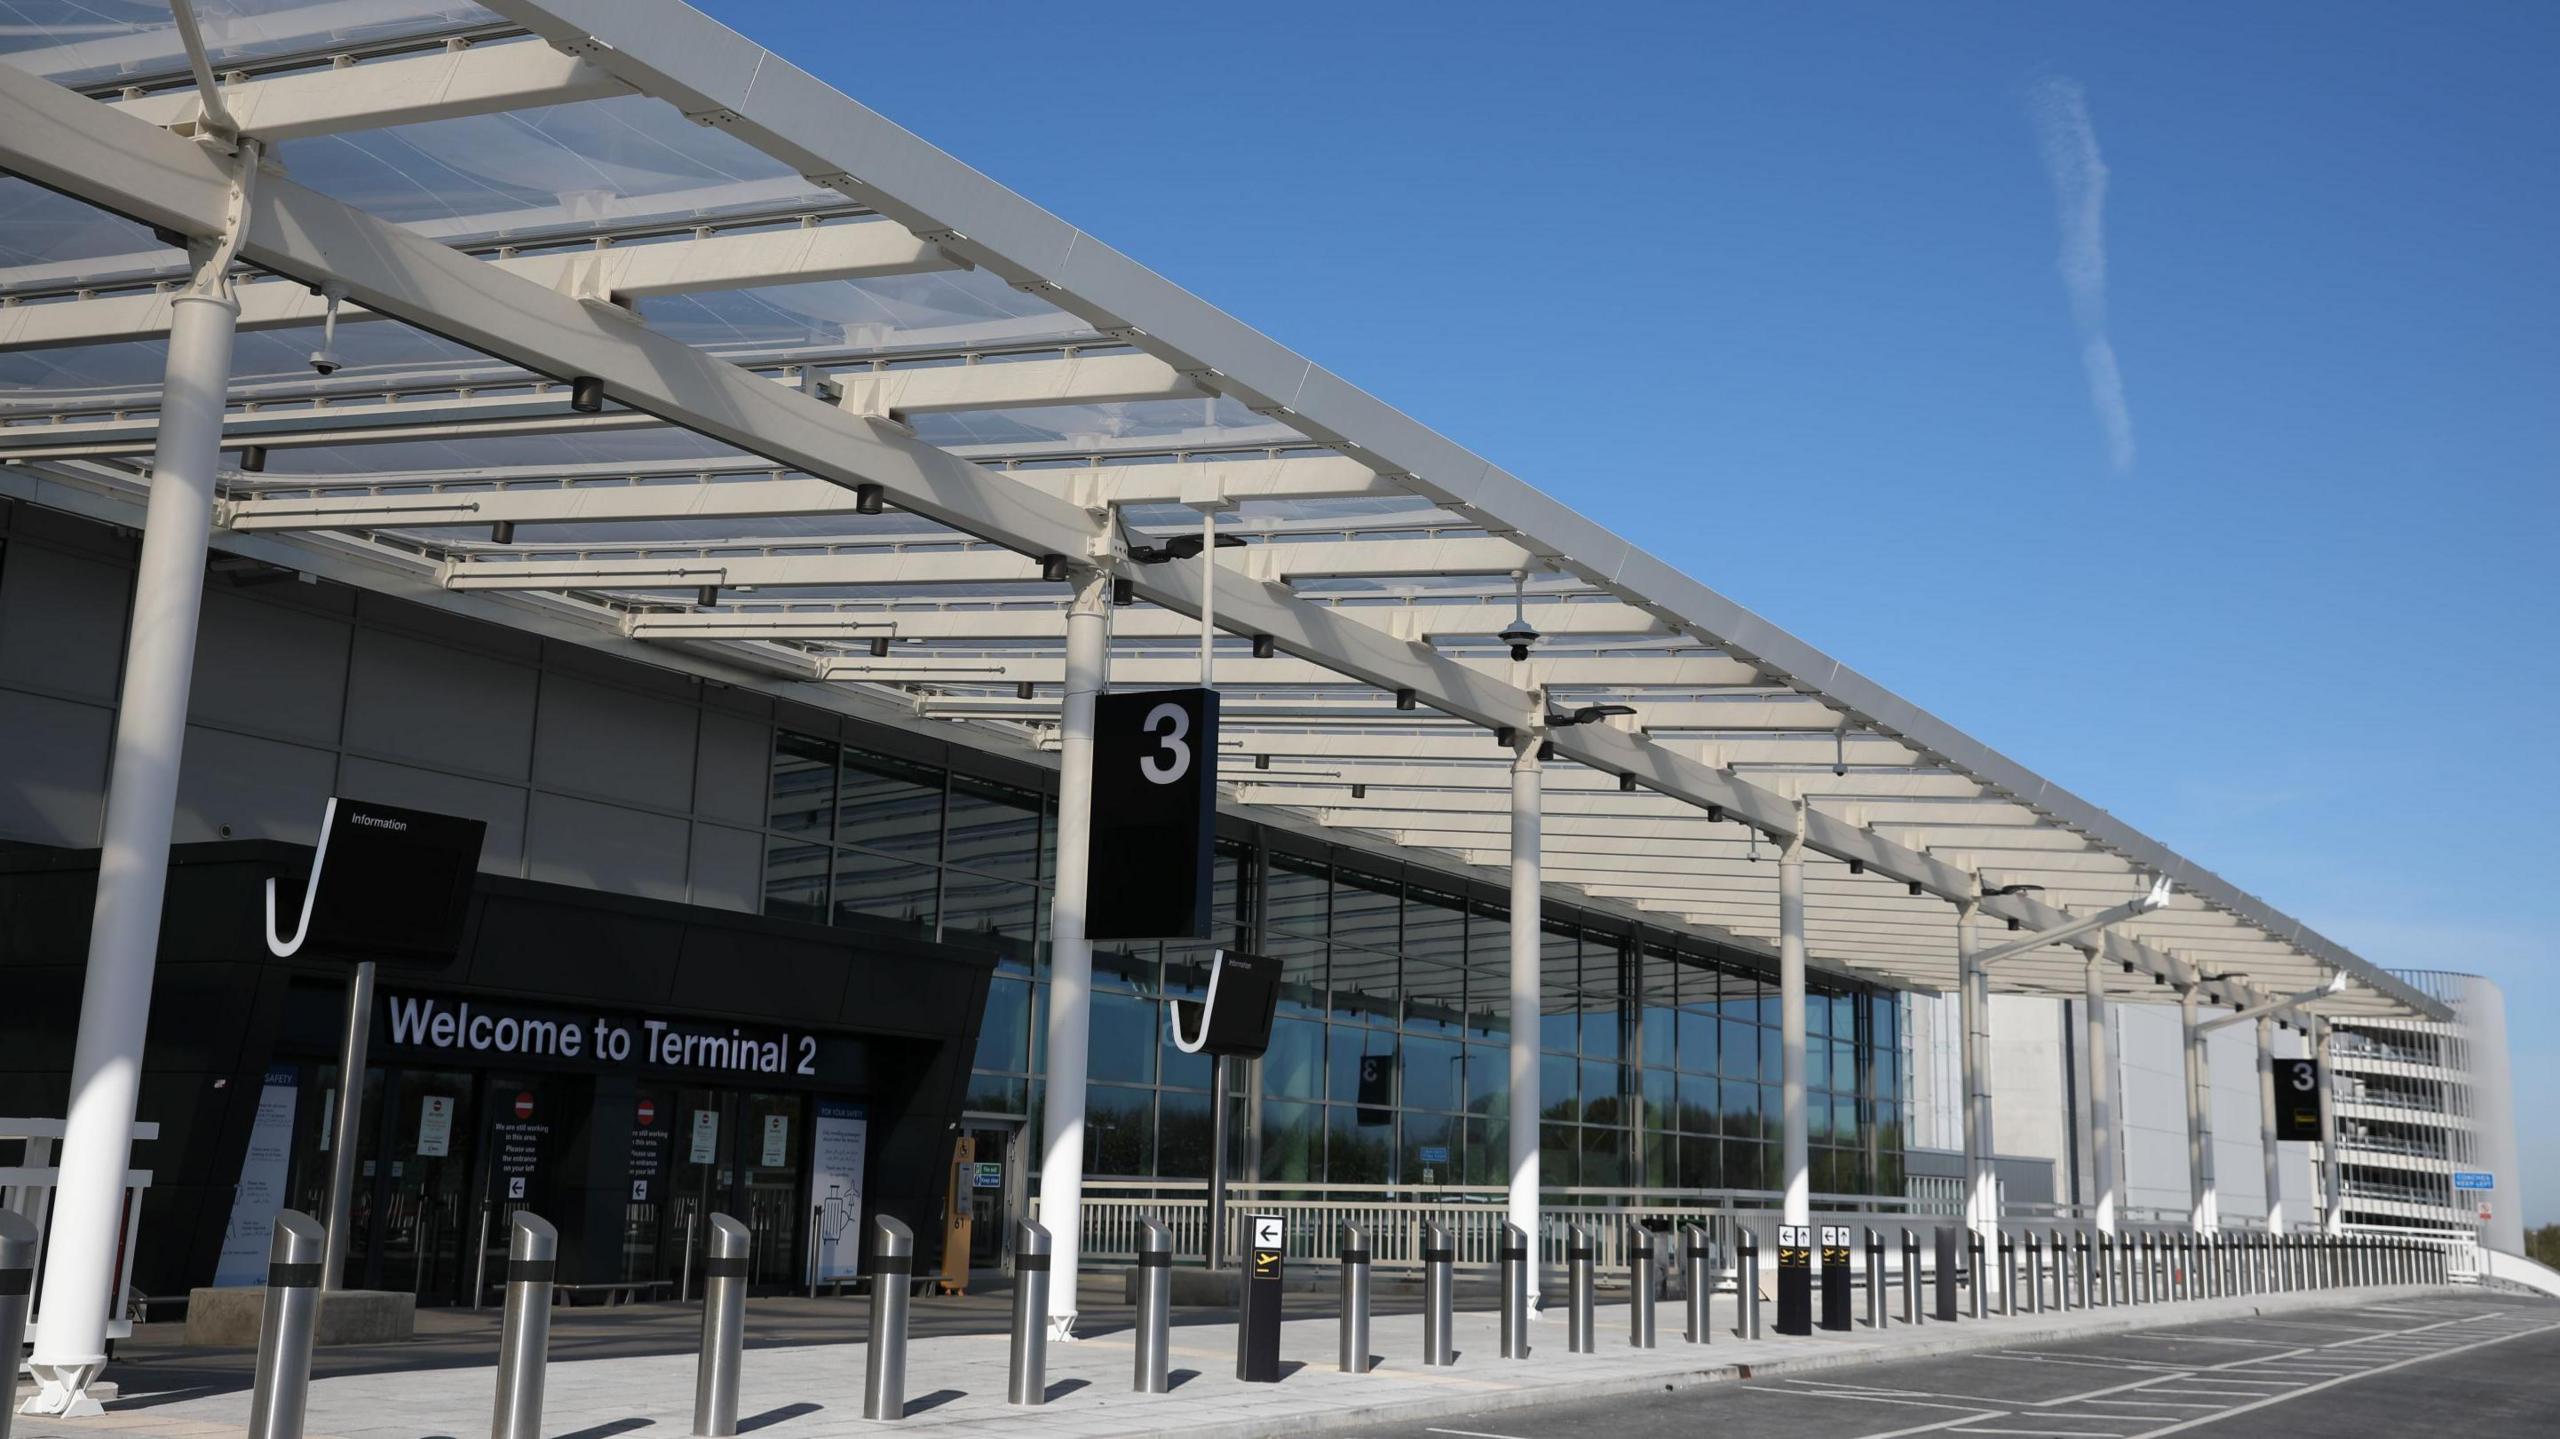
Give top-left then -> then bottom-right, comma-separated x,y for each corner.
762,728 -> 1903,1198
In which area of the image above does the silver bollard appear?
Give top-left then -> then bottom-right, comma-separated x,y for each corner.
1739,1228 -> 1763,1339
1421,1221 -> 1455,1366
1133,1216 -> 1172,1393
0,1211 -> 34,1439
693,1214 -> 751,1436
242,1212 -> 323,1439
1998,1230 -> 2016,1315
1007,1220 -> 1051,1406
1865,1227 -> 1886,1330
863,1215 -> 914,1422
1901,1229 -> 1921,1325
491,1212 -> 558,1439
2024,1232 -> 2043,1315
1339,1222 -> 1373,1374
1683,1225 -> 1714,1345
1499,1222 -> 1531,1359
1967,1231 -> 1986,1319
1566,1223 -> 1596,1354
1626,1222 -> 1657,1349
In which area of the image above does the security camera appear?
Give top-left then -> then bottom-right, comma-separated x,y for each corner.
308,347 -> 342,376
308,284 -> 347,377
1500,615 -> 1539,662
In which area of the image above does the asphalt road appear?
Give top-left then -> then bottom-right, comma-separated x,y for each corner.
1354,1293 -> 2560,1439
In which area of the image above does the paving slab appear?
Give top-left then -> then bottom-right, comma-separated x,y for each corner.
14,1284 -> 2453,1439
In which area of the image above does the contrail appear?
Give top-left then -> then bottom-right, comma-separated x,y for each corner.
2030,75 -> 2134,473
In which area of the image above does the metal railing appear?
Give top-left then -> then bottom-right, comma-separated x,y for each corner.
0,1118 -> 156,1347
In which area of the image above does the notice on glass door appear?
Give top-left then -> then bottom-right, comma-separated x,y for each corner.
689,1109 -> 719,1164
418,1094 -> 455,1157
808,1101 -> 868,1282
212,1066 -> 299,1286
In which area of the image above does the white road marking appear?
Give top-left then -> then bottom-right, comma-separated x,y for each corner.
2123,1319 -> 2560,1437
1846,1414 -> 2012,1439
1743,1386 -> 1994,1412
2070,1399 -> 2224,1410
1425,1428 -> 1537,1439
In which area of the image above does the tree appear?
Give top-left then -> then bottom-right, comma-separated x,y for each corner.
2526,1223 -> 2560,1269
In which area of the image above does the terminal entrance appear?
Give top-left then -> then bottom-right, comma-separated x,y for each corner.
281,1061 -> 822,1301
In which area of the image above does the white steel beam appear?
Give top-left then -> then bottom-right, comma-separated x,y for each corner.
109,38 -> 631,141
836,352 -> 1196,418
0,221 -> 957,352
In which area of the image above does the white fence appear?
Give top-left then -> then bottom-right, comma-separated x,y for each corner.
1,1119 -> 156,1346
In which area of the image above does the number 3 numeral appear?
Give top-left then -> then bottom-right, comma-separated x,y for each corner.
1139,701 -> 1192,784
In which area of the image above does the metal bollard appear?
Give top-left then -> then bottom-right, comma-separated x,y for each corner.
1967,1231 -> 1985,1319
1421,1221 -> 1455,1366
863,1215 -> 914,1422
1739,1227 -> 1763,1339
2024,1232 -> 2043,1315
1682,1224 -> 1714,1345
1566,1223 -> 1596,1354
1900,1229 -> 1920,1325
1627,1222 -> 1657,1349
1007,1220 -> 1050,1406
693,1214 -> 751,1436
2074,1233 -> 2091,1309
1133,1217 -> 1172,1394
491,1212 -> 558,1439
1998,1231 -> 2016,1315
1339,1222 -> 1372,1374
1499,1221 -> 1532,1359
1865,1228 -> 1885,1330
241,1211 -> 324,1439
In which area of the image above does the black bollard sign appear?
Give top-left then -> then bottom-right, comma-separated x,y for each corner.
1237,1213 -> 1285,1382
1934,1227 -> 1962,1321
1775,1224 -> 1812,1336
1088,688 -> 1220,941
1818,1224 -> 1852,1331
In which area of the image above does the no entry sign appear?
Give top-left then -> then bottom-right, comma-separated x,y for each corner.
637,1099 -> 656,1126
513,1092 -> 535,1120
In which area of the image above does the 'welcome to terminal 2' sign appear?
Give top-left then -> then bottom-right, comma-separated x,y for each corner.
381,992 -> 864,1086
1088,687 -> 1220,940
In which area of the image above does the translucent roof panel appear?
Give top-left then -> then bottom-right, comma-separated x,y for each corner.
273,91 -> 834,232
913,394 -> 1270,451
0,0 -> 497,88
637,272 -> 1100,355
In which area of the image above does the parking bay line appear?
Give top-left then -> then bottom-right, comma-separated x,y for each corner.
2123,1319 -> 2560,1438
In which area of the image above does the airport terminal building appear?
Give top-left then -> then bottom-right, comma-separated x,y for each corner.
0,1 -> 2524,1410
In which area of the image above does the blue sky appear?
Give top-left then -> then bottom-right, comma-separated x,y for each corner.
700,2 -> 2559,1221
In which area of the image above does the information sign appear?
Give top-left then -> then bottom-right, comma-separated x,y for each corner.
1088,688 -> 1220,939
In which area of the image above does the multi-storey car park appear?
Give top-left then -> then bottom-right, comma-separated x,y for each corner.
2321,970 -> 2521,1254
0,0 -> 2548,1418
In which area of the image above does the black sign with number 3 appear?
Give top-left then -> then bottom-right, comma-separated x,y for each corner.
1088,687 -> 1221,940
2274,1057 -> 2323,1141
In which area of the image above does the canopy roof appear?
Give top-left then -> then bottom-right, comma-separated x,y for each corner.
0,0 -> 2442,1023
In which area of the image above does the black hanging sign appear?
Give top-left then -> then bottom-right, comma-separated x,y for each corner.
1087,687 -> 1220,940
2274,1058 -> 2323,1140
265,796 -> 486,963
1168,950 -> 1279,1060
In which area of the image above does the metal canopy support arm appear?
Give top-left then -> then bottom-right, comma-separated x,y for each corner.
1507,735 -> 1542,1309
1966,880 -> 2172,968
1036,565 -> 1111,1340
25,148 -> 254,1415
2315,1020 -> 2342,1235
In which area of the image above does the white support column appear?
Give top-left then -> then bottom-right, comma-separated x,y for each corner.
2257,1016 -> 2284,1233
1037,565 -> 1111,1339
1778,831 -> 1809,1227
1507,735 -> 1543,1308
2315,1019 -> 2342,1235
25,241 -> 242,1417
1957,901 -> 1995,1236
2183,987 -> 2216,1232
2084,956 -> 2120,1236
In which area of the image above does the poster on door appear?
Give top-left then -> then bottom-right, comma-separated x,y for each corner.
418,1094 -> 455,1157
212,1066 -> 299,1286
808,1101 -> 868,1282
491,1091 -> 549,1202
627,1097 -> 667,1203
761,1113 -> 791,1168
688,1109 -> 719,1164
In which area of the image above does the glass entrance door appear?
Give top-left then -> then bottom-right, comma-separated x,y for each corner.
962,1124 -> 1018,1268
740,1092 -> 807,1287
379,1070 -> 475,1301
